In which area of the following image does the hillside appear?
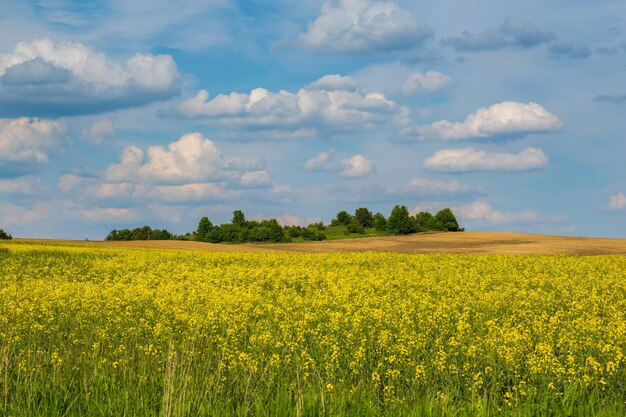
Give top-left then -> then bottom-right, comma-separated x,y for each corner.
15,232 -> 626,255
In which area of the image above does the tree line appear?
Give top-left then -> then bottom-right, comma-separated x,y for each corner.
0,229 -> 12,240
104,205 -> 462,243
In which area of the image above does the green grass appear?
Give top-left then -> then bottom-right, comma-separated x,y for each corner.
288,226 -> 392,242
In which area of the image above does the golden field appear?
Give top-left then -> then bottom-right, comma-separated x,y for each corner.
1,240 -> 625,416
19,231 -> 626,255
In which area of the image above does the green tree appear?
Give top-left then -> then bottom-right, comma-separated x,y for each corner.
195,216 -> 213,241
415,211 -> 435,232
372,212 -> 387,231
0,228 -> 12,240
387,205 -> 417,235
231,210 -> 246,227
331,210 -> 353,226
434,208 -> 461,231
354,207 -> 374,228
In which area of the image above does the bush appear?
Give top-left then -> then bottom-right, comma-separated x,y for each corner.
346,220 -> 365,234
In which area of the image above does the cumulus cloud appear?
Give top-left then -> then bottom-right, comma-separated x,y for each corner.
454,201 -> 541,224
306,149 -> 337,171
609,192 -> 626,210
340,154 -> 373,178
412,101 -> 561,141
298,0 -> 432,54
329,176 -> 483,203
82,118 -> 115,144
105,132 -> 248,184
306,74 -> 358,91
59,132 -> 282,207
0,117 -> 66,176
174,75 -> 403,139
306,149 -> 374,178
0,176 -> 43,195
424,147 -> 548,172
0,38 -> 180,117
240,170 -> 271,187
443,17 -> 556,52
401,71 -> 451,95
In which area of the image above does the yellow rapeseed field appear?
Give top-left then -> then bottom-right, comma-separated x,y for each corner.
0,241 -> 625,416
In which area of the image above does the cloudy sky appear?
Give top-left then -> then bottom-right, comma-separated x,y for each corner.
1,0 -> 625,239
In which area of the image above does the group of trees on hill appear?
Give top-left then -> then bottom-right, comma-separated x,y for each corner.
0,229 -> 12,240
105,226 -> 189,241
104,205 -> 462,243
330,205 -> 462,235
194,211 -> 288,243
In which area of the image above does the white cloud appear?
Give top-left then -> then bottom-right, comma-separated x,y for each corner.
306,149 -> 374,178
424,147 -> 548,172
76,207 -> 138,223
105,132 -> 241,184
306,149 -> 337,171
329,177 -> 483,203
413,101 -> 561,141
82,118 -> 115,144
299,0 -> 432,54
408,178 -> 477,194
610,192 -> 626,210
59,132 -> 280,206
0,117 -> 66,165
455,201 -> 541,224
340,154 -> 373,178
174,75 -> 402,139
410,200 -> 547,225
306,74 -> 358,91
401,71 -> 452,95
0,176 -> 43,194
240,170 -> 271,187
0,38 -> 180,116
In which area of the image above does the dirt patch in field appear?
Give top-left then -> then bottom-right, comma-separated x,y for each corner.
17,232 -> 626,255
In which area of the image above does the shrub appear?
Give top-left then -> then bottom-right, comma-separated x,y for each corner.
346,220 -> 365,234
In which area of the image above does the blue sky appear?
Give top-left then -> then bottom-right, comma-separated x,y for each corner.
1,0 -> 625,239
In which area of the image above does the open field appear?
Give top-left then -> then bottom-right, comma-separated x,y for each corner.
1,240 -> 625,416
17,231 -> 626,255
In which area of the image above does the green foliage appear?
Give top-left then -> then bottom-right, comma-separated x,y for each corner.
347,219 -> 365,234
0,228 -> 12,240
372,212 -> 387,231
387,205 -> 417,235
231,210 -> 246,227
195,216 -> 213,241
286,225 -> 327,242
414,211 -> 435,232
307,222 -> 326,231
354,207 -> 373,228
435,208 -> 462,232
331,210 -> 353,226
105,226 -> 177,241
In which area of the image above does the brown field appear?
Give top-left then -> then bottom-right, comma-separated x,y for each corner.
16,232 -> 626,255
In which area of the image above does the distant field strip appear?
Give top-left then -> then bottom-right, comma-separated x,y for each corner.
1,242 -> 625,416
20,231 -> 626,255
